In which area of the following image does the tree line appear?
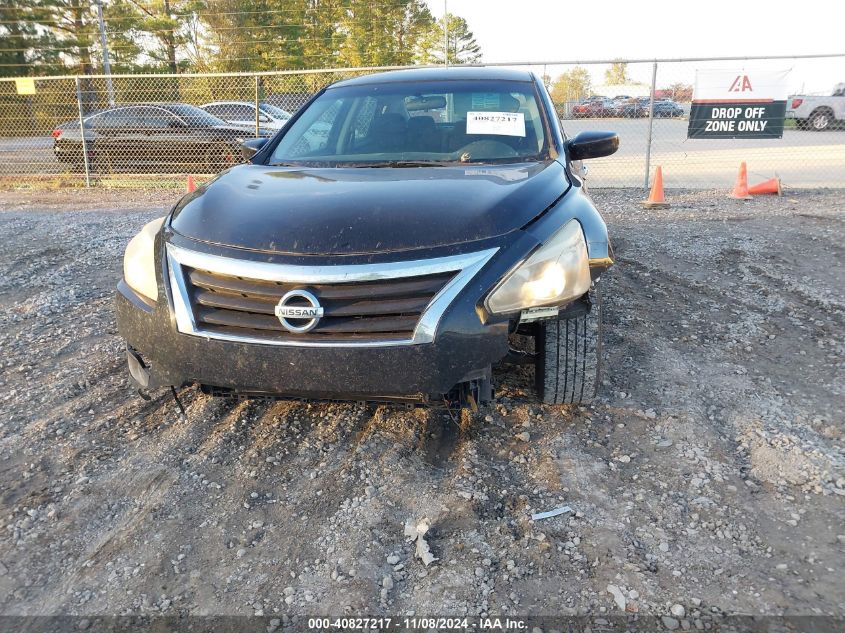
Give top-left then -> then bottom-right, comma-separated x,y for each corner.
548,63 -> 693,104
0,1 -> 482,76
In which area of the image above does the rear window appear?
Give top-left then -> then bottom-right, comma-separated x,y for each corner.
268,79 -> 549,166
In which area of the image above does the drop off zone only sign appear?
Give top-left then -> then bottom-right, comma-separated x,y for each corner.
688,69 -> 790,139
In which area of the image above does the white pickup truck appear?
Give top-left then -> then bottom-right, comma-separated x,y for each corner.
787,83 -> 845,130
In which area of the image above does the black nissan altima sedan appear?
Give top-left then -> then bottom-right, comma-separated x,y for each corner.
116,68 -> 619,407
53,103 -> 267,173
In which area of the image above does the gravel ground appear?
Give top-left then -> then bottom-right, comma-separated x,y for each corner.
0,186 -> 843,629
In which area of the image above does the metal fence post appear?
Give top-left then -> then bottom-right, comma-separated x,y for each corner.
443,0 -> 448,67
643,61 -> 658,190
94,0 -> 115,106
74,76 -> 91,188
254,75 -> 260,138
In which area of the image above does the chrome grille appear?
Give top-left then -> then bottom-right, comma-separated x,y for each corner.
166,244 -> 498,347
187,267 -> 454,342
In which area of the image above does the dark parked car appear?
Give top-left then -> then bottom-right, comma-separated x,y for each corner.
608,95 -> 633,114
615,97 -> 650,118
199,101 -> 291,132
652,99 -> 685,118
571,96 -> 614,118
116,68 -> 618,407
53,103 -> 268,173
614,98 -> 685,118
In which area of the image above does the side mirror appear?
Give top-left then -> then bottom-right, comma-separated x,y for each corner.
240,137 -> 268,160
566,131 -> 619,161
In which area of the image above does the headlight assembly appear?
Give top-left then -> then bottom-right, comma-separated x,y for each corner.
123,217 -> 164,302
485,219 -> 591,314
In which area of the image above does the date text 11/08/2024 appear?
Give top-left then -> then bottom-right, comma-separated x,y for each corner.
307,617 -> 528,630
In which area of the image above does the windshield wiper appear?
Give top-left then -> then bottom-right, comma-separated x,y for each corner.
345,160 -> 459,168
269,161 -> 308,167
269,160 -> 461,168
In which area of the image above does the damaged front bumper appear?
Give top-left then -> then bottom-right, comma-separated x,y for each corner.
114,235 -> 533,403
116,287 -> 508,403
115,186 -> 613,404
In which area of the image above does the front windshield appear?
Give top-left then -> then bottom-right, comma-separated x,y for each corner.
268,79 -> 549,166
259,103 -> 291,119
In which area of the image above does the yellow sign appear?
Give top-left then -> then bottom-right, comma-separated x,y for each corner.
15,77 -> 36,95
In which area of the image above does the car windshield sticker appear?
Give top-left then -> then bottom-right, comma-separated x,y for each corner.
471,93 -> 501,110
466,111 -> 525,137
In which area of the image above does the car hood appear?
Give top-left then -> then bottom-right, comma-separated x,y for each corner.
169,160 -> 569,255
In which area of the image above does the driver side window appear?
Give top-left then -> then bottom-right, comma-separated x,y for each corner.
230,104 -> 255,120
138,107 -> 177,130
352,97 -> 378,143
288,99 -> 344,157
91,109 -> 134,130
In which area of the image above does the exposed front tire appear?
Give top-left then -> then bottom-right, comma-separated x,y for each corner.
534,289 -> 601,405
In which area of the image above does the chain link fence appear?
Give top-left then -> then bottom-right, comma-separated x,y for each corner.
1,55 -> 843,189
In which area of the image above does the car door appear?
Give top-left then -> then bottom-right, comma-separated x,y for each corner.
207,103 -> 254,127
125,106 -> 163,168
231,103 -> 257,128
84,110 -> 116,165
228,103 -> 268,133
89,107 -> 140,170
137,106 -> 185,169
202,104 -> 227,121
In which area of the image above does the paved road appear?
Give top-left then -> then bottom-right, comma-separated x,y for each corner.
562,118 -> 845,188
1,119 -> 844,187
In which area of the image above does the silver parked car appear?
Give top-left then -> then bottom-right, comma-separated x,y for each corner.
199,101 -> 292,131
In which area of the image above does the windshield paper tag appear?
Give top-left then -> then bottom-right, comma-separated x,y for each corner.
466,111 -> 525,137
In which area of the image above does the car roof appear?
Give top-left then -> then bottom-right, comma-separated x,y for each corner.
89,103 -> 195,111
200,101 -> 255,107
200,101 -> 285,108
64,104 -> 184,126
331,67 -> 536,88
122,102 -> 185,107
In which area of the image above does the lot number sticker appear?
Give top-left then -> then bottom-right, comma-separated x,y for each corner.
688,69 -> 790,139
467,111 -> 525,137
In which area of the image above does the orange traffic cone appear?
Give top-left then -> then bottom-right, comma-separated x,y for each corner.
729,162 -> 752,200
186,174 -> 197,193
748,177 -> 781,196
641,166 -> 669,209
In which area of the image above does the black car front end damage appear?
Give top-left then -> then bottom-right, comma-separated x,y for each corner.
116,183 -> 612,405
115,68 -> 617,407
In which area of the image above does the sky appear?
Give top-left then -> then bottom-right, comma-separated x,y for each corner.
424,0 -> 843,94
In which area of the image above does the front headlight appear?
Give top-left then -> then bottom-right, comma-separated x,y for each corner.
123,217 -> 165,302
485,219 -> 591,314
